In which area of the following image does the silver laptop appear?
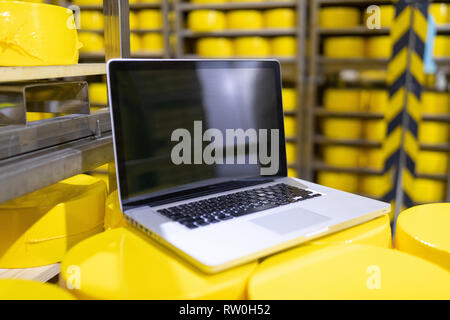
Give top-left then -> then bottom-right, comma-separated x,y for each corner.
107,59 -> 390,273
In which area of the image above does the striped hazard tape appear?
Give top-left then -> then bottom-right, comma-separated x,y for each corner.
381,0 -> 428,218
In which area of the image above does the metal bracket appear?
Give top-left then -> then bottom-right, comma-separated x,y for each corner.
0,81 -> 90,126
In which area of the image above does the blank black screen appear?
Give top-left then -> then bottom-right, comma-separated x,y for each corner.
108,60 -> 287,205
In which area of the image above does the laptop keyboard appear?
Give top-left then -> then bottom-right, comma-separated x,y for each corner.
157,183 -> 321,229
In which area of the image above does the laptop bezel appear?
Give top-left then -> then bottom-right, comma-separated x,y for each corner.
107,59 -> 288,211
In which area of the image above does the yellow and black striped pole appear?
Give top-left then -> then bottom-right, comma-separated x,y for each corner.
381,0 -> 428,219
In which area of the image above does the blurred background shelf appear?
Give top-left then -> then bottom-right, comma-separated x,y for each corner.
0,63 -> 106,83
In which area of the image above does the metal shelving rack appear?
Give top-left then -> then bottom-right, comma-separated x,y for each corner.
0,0 -> 135,205
71,0 -> 172,60
173,0 -> 308,176
306,0 -> 450,202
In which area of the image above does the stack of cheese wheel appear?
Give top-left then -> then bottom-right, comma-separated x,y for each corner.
415,91 -> 449,203
138,9 -> 164,54
432,4 -> 450,60
192,7 -> 296,58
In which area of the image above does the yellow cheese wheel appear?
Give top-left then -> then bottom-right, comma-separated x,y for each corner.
79,10 -> 104,30
434,36 -> 450,57
365,119 -> 386,142
187,10 -> 226,32
283,115 -> 297,138
364,5 -> 395,28
234,37 -> 270,57
430,3 -> 450,25
0,1 -> 82,66
264,9 -> 296,29
129,10 -> 139,30
89,82 -> 107,105
422,91 -> 450,114
282,88 -> 297,111
360,173 -> 392,199
412,179 -> 446,203
78,32 -> 104,52
319,7 -> 360,28
322,118 -> 363,139
60,227 -> 258,299
366,36 -> 392,58
323,37 -> 365,58
416,151 -> 449,175
138,9 -> 163,29
368,90 -> 389,113
248,244 -> 450,299
141,33 -> 164,53
0,174 -> 106,268
271,36 -> 296,57
323,89 -> 362,112
419,122 -> 449,144
395,203 -> 450,271
197,37 -> 233,57
317,171 -> 359,193
359,147 -> 386,171
0,280 -> 75,300
227,10 -> 263,30
130,32 -> 141,53
191,0 -> 227,3
323,146 -> 361,168
287,168 -> 298,177
72,0 -> 103,4
104,190 -> 129,231
286,142 -> 297,163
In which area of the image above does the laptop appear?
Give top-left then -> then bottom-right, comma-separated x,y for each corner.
107,59 -> 390,273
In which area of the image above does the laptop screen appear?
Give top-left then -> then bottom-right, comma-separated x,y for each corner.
108,60 -> 287,206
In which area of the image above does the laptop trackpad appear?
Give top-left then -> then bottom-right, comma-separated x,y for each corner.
250,208 -> 330,235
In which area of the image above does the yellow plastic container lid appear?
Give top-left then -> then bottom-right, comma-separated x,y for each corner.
140,33 -> 164,53
248,244 -> 450,299
322,145 -> 361,168
270,36 -> 296,57
323,89 -> 362,111
0,1 -> 82,66
366,36 -> 392,58
264,8 -> 296,29
319,7 -> 360,28
0,280 -> 75,300
234,36 -> 270,57
317,171 -> 359,193
137,9 -> 163,29
197,37 -> 233,57
321,118 -> 363,139
227,10 -> 263,30
187,10 -> 226,32
395,203 -> 450,271
416,150 -> 448,175
281,88 -> 297,111
323,37 -> 365,58
0,174 -> 106,268
60,227 -> 258,299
